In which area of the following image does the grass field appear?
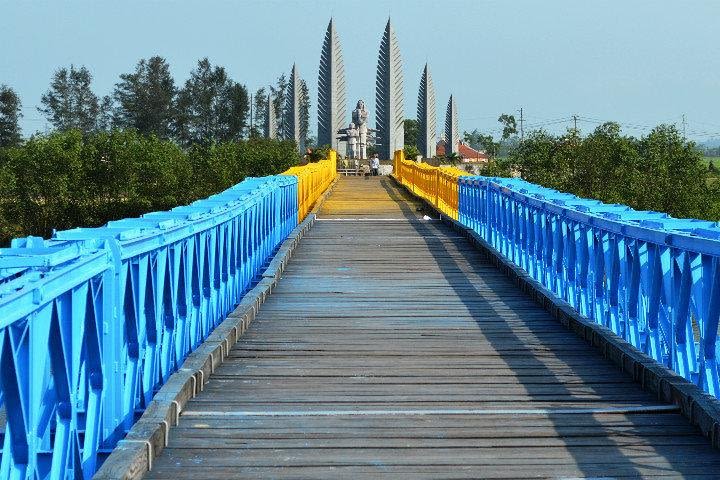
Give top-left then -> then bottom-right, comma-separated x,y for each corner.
703,156 -> 720,167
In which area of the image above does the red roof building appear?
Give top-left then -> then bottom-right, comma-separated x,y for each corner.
436,140 -> 489,163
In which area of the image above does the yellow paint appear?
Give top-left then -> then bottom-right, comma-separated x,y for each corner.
283,150 -> 337,222
393,150 -> 465,220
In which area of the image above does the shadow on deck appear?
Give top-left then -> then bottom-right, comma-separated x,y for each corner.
145,176 -> 720,479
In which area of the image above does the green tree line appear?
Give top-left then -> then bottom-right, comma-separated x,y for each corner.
0,56 -> 315,245
0,56 -> 311,148
0,130 -> 300,245
470,121 -> 720,221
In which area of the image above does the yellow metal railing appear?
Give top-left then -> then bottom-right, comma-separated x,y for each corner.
393,150 -> 466,219
283,149 -> 337,221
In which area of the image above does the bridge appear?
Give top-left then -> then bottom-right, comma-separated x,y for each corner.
2,152 -> 720,479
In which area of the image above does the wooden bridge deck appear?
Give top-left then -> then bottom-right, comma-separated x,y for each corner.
147,177 -> 720,479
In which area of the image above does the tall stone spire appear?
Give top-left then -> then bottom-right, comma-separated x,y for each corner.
375,18 -> 404,160
416,63 -> 436,158
444,95 -> 459,156
317,18 -> 346,150
284,63 -> 304,153
264,93 -> 278,139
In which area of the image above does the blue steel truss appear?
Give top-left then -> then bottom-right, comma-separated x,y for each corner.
0,175 -> 298,479
459,176 -> 720,398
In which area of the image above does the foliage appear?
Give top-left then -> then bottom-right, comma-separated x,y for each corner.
307,144 -> 331,163
477,157 -> 514,177
270,73 -> 287,136
709,160 -> 719,175
112,56 -> 177,138
498,113 -> 517,140
404,119 -> 418,149
251,87 -> 267,138
464,130 -> 499,158
404,144 -> 420,159
299,79 -> 310,146
38,65 -> 102,133
174,58 -> 249,146
508,123 -> 719,221
0,130 -> 300,245
463,114 -> 519,160
0,85 -> 22,147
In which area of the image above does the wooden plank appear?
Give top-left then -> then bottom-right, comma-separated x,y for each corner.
145,177 -> 720,479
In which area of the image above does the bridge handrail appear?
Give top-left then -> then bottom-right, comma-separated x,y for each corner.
283,149 -> 337,221
393,150 -> 466,219
391,149 -> 720,399
457,175 -> 720,398
0,152 -> 335,478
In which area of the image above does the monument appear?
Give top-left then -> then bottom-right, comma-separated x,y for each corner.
375,19 -> 404,160
445,94 -> 459,156
284,63 -> 304,153
317,18 -> 347,152
337,100 -> 373,159
264,93 -> 278,139
417,63 -> 436,158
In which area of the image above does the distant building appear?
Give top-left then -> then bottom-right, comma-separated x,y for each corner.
436,139 -> 489,163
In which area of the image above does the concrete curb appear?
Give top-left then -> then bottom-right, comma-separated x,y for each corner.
93,177 -> 338,480
392,175 -> 720,449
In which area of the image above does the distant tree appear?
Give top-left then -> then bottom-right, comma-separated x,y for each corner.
39,65 -> 101,133
0,85 -> 22,147
404,144 -> 420,159
446,151 -> 461,165
299,79 -> 310,146
478,158 -> 514,177
367,144 -> 378,158
463,129 -> 484,150
709,161 -> 719,174
271,74 -> 288,138
174,58 -> 249,145
225,82 -> 250,140
510,129 -> 560,186
638,125 -> 707,218
404,119 -> 418,149
498,113 -> 517,140
97,95 -> 113,131
571,122 -> 640,204
251,87 -> 267,138
112,56 -> 176,138
463,130 -> 499,158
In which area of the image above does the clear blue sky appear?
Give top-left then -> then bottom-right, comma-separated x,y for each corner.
2,0 -> 720,142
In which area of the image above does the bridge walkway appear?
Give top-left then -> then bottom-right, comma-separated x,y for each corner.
146,176 -> 720,479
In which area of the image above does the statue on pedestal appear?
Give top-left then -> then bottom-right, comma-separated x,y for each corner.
346,122 -> 359,159
352,100 -> 369,160
337,99 -> 375,160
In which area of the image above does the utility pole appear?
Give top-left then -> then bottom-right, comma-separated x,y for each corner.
572,114 -> 578,132
249,92 -> 253,138
682,114 -> 686,138
518,107 -> 524,142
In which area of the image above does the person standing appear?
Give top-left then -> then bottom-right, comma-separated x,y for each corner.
371,154 -> 380,176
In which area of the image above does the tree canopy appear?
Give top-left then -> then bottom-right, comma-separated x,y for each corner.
174,58 -> 249,145
112,56 -> 176,138
0,85 -> 22,147
38,65 -> 101,133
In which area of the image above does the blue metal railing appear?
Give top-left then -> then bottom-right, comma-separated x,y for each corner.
459,176 -> 720,398
0,175 -> 298,479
